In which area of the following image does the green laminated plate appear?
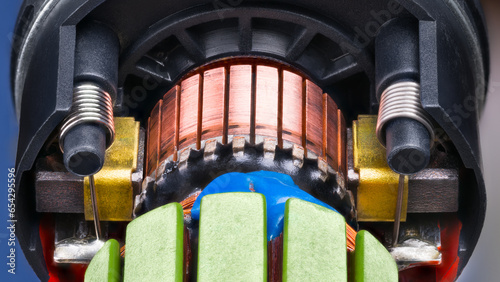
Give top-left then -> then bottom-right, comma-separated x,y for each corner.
85,239 -> 121,282
197,192 -> 267,282
283,198 -> 347,282
123,202 -> 184,282
353,230 -> 398,282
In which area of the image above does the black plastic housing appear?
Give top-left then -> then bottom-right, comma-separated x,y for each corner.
62,124 -> 106,176
385,118 -> 431,174
375,17 -> 420,96
11,0 -> 489,280
74,21 -> 119,100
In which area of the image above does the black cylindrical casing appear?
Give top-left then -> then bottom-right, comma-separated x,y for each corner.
385,118 -> 430,175
375,18 -> 419,98
375,18 -> 431,174
63,123 -> 107,176
62,21 -> 119,176
74,21 -> 119,100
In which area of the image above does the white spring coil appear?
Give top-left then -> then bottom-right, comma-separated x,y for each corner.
59,82 -> 115,152
376,81 -> 434,146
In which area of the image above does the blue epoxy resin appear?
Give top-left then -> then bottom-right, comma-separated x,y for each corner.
191,171 -> 339,240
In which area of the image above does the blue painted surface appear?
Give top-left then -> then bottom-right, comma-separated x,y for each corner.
1,1 -> 38,281
191,171 -> 339,240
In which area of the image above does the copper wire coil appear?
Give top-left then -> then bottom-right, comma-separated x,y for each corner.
146,59 -> 347,180
268,234 -> 284,282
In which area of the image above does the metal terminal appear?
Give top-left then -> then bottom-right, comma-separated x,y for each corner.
53,214 -> 105,264
376,81 -> 434,146
83,117 -> 140,222
353,116 -> 408,222
387,215 -> 442,270
54,238 -> 105,264
390,239 -> 441,270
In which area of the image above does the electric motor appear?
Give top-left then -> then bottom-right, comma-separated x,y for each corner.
11,0 -> 490,281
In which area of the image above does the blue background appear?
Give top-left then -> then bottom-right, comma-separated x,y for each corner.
0,1 -> 38,281
0,0 -> 498,281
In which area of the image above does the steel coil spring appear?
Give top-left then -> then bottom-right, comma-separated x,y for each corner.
59,82 -> 115,151
376,81 -> 434,145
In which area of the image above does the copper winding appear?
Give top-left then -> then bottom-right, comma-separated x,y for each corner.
268,234 -> 284,282
183,226 -> 192,281
146,58 -> 347,180
180,191 -> 201,215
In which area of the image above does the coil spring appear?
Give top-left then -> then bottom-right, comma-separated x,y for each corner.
59,82 -> 115,152
376,81 -> 434,146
